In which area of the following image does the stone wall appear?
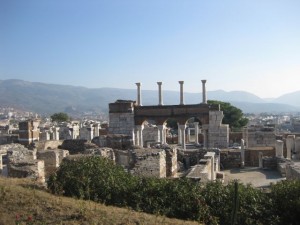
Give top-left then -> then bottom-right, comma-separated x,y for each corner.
243,128 -> 276,148
109,101 -> 135,137
262,157 -> 277,169
143,126 -> 159,146
229,132 -> 243,145
186,162 -> 210,182
92,134 -> 133,150
207,111 -> 229,148
84,147 -> 115,161
131,149 -> 166,178
286,162 -> 300,180
0,135 -> 19,145
35,140 -> 63,151
59,139 -> 98,154
36,150 -> 60,178
5,144 -> 45,183
114,149 -> 134,168
7,160 -> 45,183
245,147 -> 275,167
220,147 -> 275,169
220,149 -> 241,169
165,148 -> 177,177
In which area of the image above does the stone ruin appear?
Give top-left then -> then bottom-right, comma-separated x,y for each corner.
220,134 -> 300,181
0,143 -> 69,183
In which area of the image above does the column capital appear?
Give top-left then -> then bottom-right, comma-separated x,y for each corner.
135,82 -> 141,86
201,79 -> 207,84
157,81 -> 162,85
178,80 -> 184,84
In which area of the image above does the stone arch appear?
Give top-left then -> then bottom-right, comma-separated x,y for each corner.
184,117 -> 202,145
164,118 -> 179,144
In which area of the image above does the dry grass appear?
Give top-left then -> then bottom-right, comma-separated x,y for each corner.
0,177 -> 200,225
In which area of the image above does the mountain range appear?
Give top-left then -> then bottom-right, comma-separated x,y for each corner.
0,79 -> 299,115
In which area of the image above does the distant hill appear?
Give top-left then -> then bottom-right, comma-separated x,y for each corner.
0,79 -> 299,114
272,91 -> 300,107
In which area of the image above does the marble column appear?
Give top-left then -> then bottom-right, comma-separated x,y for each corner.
179,124 -> 186,150
139,125 -> 144,147
201,80 -> 207,104
258,152 -> 263,168
53,127 -> 60,141
89,124 -> 94,141
241,139 -> 245,168
194,122 -> 199,144
275,140 -> 284,158
286,135 -> 295,160
135,82 -> 142,106
135,125 -> 144,147
177,123 -> 182,145
203,129 -> 207,149
0,154 -> 3,171
157,125 -> 164,144
94,123 -> 100,137
187,128 -> 191,143
157,82 -> 163,106
179,81 -> 184,105
131,128 -> 135,145
295,137 -> 300,160
163,125 -> 167,144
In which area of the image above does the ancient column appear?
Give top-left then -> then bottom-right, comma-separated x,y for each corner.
163,124 -> 167,144
203,129 -> 207,149
53,127 -> 60,141
0,154 -> 3,171
187,128 -> 191,143
201,80 -> 207,104
135,126 -> 140,146
131,128 -> 135,145
194,122 -> 199,144
179,81 -> 184,105
139,125 -> 144,147
179,124 -> 186,150
275,140 -> 284,158
295,137 -> 300,160
258,152 -> 263,168
286,135 -> 295,160
135,82 -> 142,106
204,152 -> 215,180
177,123 -> 182,145
94,123 -> 100,137
89,124 -> 94,140
241,139 -> 245,168
157,82 -> 163,106
157,125 -> 165,144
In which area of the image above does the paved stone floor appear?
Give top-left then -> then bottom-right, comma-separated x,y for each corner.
223,167 -> 285,188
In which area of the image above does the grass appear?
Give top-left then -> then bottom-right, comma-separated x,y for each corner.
0,177 -> 200,225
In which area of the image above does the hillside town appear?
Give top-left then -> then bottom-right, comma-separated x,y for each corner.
1,81 -> 300,186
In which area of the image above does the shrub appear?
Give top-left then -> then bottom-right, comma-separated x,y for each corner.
269,180 -> 300,225
48,156 -> 300,225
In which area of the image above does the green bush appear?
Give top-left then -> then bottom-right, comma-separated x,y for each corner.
270,180 -> 300,225
48,156 -> 300,225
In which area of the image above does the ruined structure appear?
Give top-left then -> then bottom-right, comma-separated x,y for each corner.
18,120 -> 40,145
243,125 -> 276,148
0,143 -> 69,182
109,81 -> 229,150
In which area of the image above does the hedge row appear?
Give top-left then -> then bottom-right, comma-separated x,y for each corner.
48,156 -> 300,225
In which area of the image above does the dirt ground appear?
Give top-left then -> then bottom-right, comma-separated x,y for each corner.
223,167 -> 285,188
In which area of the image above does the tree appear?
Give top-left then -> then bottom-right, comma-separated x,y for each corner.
208,100 -> 249,131
50,112 -> 69,122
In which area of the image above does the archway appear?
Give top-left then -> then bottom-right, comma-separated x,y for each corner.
185,117 -> 202,145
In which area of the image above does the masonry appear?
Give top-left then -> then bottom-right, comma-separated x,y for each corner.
109,80 -> 229,150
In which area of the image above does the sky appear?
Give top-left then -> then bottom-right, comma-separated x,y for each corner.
1,0 -> 300,98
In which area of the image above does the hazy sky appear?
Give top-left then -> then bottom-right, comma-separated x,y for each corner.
1,0 -> 300,98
